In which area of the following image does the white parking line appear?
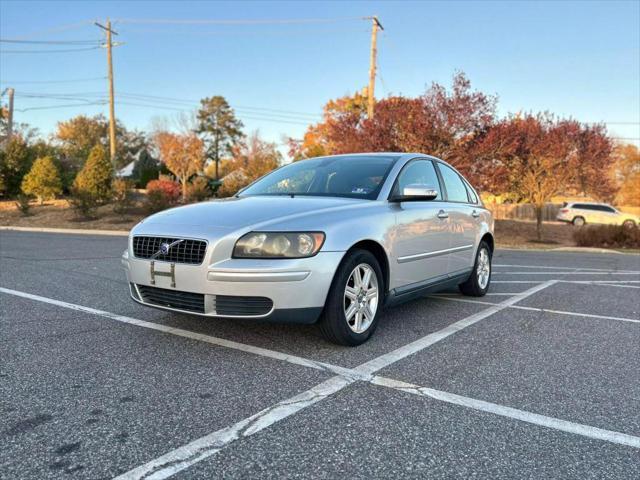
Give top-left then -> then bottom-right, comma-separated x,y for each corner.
0,287 -> 357,380
370,376 -> 640,449
432,295 -> 640,325
494,264 -> 640,273
115,375 -> 355,480
491,280 -> 542,284
494,272 -> 640,276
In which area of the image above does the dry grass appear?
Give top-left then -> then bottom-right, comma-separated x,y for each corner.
0,198 -> 141,231
494,220 -> 575,248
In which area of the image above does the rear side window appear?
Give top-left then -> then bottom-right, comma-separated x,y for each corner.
464,181 -> 478,204
438,163 -> 469,203
394,160 -> 442,200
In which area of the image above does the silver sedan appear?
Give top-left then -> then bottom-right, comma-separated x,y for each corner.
122,153 -> 494,345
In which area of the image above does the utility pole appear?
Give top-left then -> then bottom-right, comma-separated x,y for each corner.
95,19 -> 118,165
6,88 -> 14,142
366,16 -> 383,119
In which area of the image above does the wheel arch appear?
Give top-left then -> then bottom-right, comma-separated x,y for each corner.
346,240 -> 390,297
480,232 -> 495,253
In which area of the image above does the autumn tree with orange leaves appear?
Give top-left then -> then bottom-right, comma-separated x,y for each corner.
472,113 -> 614,240
154,132 -> 205,201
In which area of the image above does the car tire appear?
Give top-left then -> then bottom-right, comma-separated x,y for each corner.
319,249 -> 384,346
623,220 -> 636,229
459,241 -> 492,297
572,216 -> 585,227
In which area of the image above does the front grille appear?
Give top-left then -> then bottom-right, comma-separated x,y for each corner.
137,285 -> 205,313
133,236 -> 207,265
215,295 -> 273,316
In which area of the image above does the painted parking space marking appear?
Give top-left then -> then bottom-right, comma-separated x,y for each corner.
3,275 -> 638,479
432,295 -> 640,324
370,376 -> 640,449
0,287 -> 358,379
113,281 -> 557,479
494,264 -> 640,273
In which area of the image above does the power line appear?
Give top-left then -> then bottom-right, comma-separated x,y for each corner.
0,38 -> 102,45
0,77 -> 106,84
0,46 -> 102,54
15,101 -> 107,112
5,20 -> 94,40
113,17 -> 367,26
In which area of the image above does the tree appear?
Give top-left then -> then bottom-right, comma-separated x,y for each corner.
196,96 -> 244,180
154,131 -> 205,201
473,113 -> 575,240
218,131 -> 282,197
73,144 -> 114,203
21,156 -> 62,204
131,149 -> 160,188
611,144 -> 640,206
287,72 -> 496,177
56,114 -> 148,171
56,115 -> 108,171
0,137 -> 33,196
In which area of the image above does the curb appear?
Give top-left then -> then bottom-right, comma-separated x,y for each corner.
550,246 -> 624,255
0,226 -> 129,237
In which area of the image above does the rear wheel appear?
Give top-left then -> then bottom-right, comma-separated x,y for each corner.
572,216 -> 585,227
459,241 -> 492,297
319,249 -> 383,346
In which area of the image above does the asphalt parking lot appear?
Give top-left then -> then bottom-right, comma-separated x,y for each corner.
1,230 -> 639,479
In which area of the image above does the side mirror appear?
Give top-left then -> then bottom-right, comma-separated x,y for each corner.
391,184 -> 439,202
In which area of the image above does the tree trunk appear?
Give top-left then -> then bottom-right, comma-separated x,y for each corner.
535,204 -> 543,241
182,176 -> 188,203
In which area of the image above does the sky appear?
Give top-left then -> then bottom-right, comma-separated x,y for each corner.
1,0 -> 639,157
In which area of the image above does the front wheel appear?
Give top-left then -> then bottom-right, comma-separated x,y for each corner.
319,249 -> 383,346
623,220 -> 636,229
459,241 -> 492,297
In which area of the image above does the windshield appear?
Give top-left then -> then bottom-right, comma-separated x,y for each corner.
238,155 -> 399,200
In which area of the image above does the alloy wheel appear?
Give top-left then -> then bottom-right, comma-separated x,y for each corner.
477,247 -> 491,289
343,263 -> 379,334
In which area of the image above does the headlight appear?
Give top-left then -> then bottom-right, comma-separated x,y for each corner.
233,232 -> 325,258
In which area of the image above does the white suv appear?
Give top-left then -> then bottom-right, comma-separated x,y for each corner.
557,202 -> 639,228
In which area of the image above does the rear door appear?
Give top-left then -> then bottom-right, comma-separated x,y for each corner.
391,159 -> 450,288
435,162 -> 477,276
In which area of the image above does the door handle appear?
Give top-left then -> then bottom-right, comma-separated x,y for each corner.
472,210 -> 480,218
437,210 -> 449,219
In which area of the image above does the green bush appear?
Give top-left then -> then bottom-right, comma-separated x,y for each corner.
73,144 -> 113,203
145,189 -> 172,214
112,178 -> 135,215
21,156 -> 62,204
0,138 -> 33,196
14,194 -> 32,216
69,187 -> 99,220
573,225 -> 640,249
186,176 -> 212,202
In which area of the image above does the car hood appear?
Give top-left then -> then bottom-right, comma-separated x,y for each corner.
141,196 -> 368,229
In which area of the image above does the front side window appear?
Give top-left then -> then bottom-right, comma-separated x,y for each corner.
239,155 -> 398,200
393,160 -> 441,199
438,163 -> 469,203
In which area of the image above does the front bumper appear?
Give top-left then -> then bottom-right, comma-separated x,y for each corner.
122,249 -> 344,323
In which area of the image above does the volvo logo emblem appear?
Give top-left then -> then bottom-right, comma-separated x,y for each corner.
151,239 -> 184,259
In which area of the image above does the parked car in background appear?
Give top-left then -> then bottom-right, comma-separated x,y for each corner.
557,202 -> 639,228
122,153 -> 494,346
